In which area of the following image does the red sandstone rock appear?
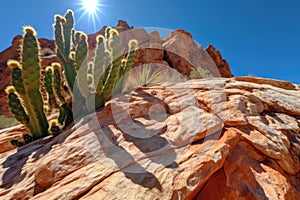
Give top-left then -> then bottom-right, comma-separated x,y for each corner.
206,45 -> 233,78
0,77 -> 299,199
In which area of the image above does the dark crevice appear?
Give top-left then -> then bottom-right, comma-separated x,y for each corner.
163,49 -> 174,69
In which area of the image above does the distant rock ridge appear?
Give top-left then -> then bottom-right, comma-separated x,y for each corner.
0,20 -> 232,117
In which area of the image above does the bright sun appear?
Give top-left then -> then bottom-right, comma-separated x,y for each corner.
82,0 -> 99,13
78,0 -> 104,32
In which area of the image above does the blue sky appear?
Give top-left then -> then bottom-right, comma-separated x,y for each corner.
0,0 -> 299,83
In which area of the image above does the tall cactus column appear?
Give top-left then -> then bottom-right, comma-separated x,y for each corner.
6,27 -> 49,139
102,29 -> 123,100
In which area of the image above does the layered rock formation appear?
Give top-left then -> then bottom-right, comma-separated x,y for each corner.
0,20 -> 232,117
0,77 -> 299,199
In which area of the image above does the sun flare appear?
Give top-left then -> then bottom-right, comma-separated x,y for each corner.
81,0 -> 99,14
77,0 -> 105,32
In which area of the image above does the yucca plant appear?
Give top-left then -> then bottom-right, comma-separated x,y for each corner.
123,65 -> 165,91
189,66 -> 215,79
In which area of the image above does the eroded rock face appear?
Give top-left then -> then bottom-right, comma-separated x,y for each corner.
0,77 -> 299,200
206,45 -> 233,78
0,21 -> 232,117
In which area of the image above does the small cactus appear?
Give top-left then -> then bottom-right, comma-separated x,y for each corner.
44,66 -> 58,110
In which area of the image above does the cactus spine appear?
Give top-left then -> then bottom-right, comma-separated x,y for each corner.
7,27 -> 49,139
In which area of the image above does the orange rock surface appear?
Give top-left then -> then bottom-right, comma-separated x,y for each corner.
0,77 -> 299,199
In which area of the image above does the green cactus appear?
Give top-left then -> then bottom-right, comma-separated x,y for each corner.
7,27 -> 49,139
119,39 -> 138,92
94,35 -> 106,96
6,86 -> 29,125
124,40 -> 138,76
52,63 -> 67,104
75,33 -> 90,98
6,10 -> 139,146
53,11 -> 138,113
10,61 -> 25,94
102,29 -> 123,100
44,66 -> 58,109
54,10 -> 77,92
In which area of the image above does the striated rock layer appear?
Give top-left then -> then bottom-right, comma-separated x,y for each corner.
0,77 -> 299,200
0,20 -> 232,117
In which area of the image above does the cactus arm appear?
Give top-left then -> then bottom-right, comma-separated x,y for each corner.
20,27 -> 49,139
6,86 -> 29,125
63,10 -> 74,58
105,27 -> 112,51
120,40 -> 138,91
44,66 -> 58,109
54,15 -> 66,63
123,40 -> 137,76
54,13 -> 78,93
75,33 -> 89,98
52,63 -> 66,104
102,30 -> 123,100
94,35 -> 106,96
63,62 -> 77,92
75,33 -> 88,71
7,60 -> 25,95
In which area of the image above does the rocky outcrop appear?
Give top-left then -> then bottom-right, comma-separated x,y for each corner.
0,20 -> 232,117
0,77 -> 299,199
206,45 -> 233,78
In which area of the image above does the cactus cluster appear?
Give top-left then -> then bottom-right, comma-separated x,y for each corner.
54,10 -> 138,113
6,27 -> 70,144
6,27 -> 50,140
6,10 -> 138,145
